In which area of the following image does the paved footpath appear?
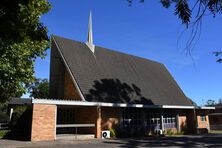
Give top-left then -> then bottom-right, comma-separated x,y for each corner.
1,134 -> 222,148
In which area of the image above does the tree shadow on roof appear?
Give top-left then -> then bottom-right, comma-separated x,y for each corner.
85,79 -> 153,105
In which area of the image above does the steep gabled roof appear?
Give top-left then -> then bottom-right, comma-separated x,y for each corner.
51,35 -> 192,106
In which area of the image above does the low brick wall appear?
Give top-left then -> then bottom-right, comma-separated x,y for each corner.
31,104 -> 56,141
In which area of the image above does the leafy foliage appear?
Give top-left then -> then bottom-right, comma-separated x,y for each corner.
129,0 -> 222,62
162,0 -> 222,61
28,78 -> 49,98
205,98 -> 222,106
174,0 -> 191,28
218,98 -> 222,104
213,51 -> 222,63
160,0 -> 222,27
0,130 -> 10,138
109,128 -> 117,138
9,106 -> 27,129
129,0 -> 222,27
7,106 -> 32,140
0,102 -> 9,122
0,111 -> 9,123
206,99 -> 216,106
0,0 -> 51,102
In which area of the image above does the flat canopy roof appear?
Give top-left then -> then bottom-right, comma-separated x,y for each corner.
32,99 -> 215,110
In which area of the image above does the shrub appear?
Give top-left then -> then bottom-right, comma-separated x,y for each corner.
0,111 -> 9,123
109,128 -> 117,138
164,129 -> 174,135
0,130 -> 10,138
0,102 -> 9,123
176,131 -> 184,135
5,106 -> 32,140
163,129 -> 184,136
9,106 -> 27,128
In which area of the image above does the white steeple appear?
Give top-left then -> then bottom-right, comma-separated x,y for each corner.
85,11 -> 95,53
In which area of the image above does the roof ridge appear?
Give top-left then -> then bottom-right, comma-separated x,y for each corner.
51,34 -> 163,66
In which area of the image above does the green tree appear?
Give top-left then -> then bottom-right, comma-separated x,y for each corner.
218,98 -> 222,105
0,0 -> 51,102
206,99 -> 216,106
213,51 -> 222,63
29,78 -> 49,98
129,0 -> 222,27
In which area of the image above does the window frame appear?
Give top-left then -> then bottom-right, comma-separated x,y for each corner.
200,115 -> 206,122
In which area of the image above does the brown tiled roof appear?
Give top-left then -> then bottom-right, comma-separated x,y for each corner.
51,35 -> 192,106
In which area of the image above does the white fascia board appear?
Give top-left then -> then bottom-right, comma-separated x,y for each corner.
162,105 -> 195,109
32,99 -> 161,108
197,106 -> 215,110
32,99 -> 196,109
52,36 -> 86,101
32,99 -> 97,106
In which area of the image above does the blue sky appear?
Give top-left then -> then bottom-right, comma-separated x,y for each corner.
32,0 -> 222,105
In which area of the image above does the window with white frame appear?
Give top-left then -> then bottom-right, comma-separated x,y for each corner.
163,115 -> 176,129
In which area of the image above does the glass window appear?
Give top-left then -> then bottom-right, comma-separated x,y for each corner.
163,114 -> 176,129
200,116 -> 206,122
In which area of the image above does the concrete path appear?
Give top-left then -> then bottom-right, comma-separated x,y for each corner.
1,134 -> 222,148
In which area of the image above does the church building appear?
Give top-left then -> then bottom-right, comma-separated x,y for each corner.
28,12 -> 214,141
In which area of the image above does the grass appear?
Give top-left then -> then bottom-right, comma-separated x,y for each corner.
209,130 -> 222,134
0,130 -> 10,138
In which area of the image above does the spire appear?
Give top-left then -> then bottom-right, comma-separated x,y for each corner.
85,11 -> 95,53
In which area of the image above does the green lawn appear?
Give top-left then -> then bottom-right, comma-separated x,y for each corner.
0,130 -> 10,138
209,130 -> 222,134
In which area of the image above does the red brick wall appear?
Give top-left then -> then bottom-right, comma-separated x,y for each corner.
64,69 -> 81,100
179,116 -> 187,132
97,107 -> 102,138
31,104 -> 56,141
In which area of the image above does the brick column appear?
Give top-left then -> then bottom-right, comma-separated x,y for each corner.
96,106 -> 102,138
176,113 -> 180,132
31,104 -> 57,141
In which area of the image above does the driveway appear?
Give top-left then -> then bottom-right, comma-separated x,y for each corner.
1,134 -> 222,148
